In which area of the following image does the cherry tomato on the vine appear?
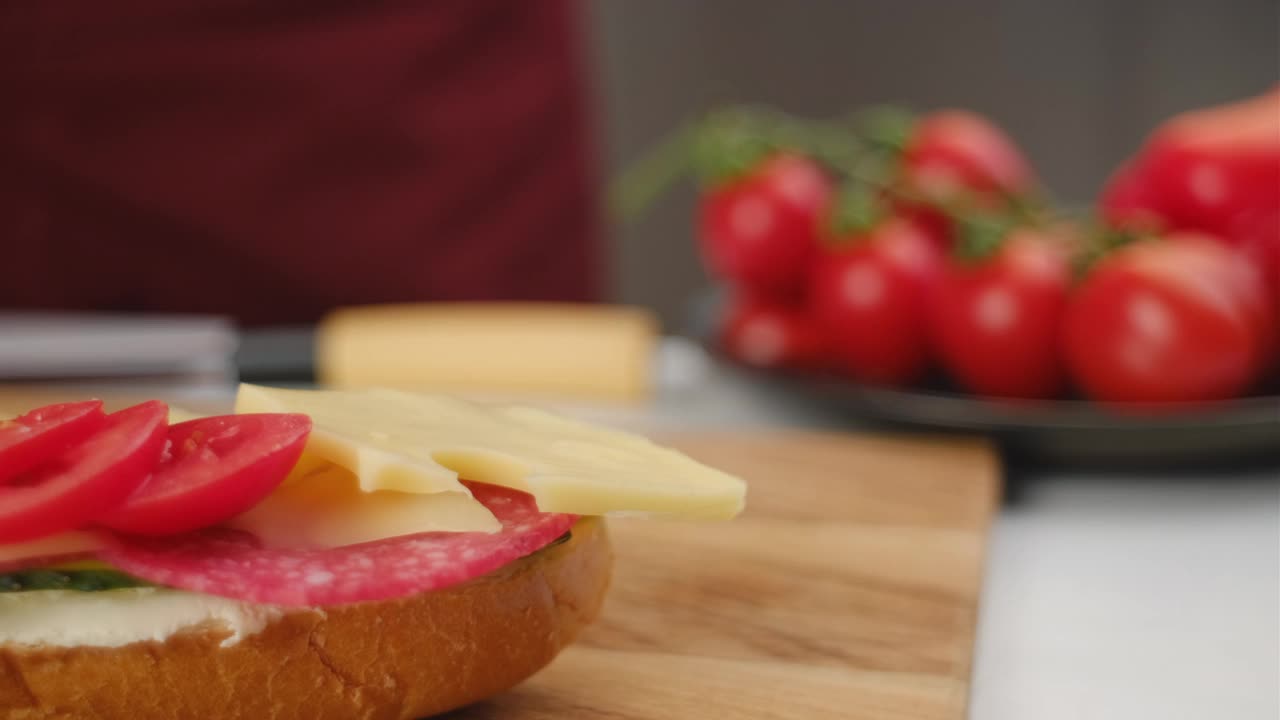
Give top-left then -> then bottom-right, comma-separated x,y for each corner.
698,153 -> 832,297
930,228 -> 1073,399
810,217 -> 943,385
1063,235 -> 1268,405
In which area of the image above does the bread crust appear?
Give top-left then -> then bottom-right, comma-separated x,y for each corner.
0,518 -> 611,720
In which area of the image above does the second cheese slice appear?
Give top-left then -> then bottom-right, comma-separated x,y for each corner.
0,532 -> 108,569
236,384 -> 746,522
228,465 -> 502,548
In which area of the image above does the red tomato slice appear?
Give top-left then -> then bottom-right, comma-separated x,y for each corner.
100,414 -> 312,536
0,401 -> 108,484
0,401 -> 168,543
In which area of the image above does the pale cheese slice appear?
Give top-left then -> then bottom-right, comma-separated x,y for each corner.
235,384 -> 747,521
227,463 -> 501,549
0,531 -> 107,568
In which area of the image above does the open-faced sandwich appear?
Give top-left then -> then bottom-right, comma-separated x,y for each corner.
0,385 -> 745,719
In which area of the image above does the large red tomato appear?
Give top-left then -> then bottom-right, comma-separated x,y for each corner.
1098,160 -> 1166,234
810,217 -> 943,385
930,228 -> 1073,399
1100,90 -> 1280,316
698,153 -> 832,296
1137,90 -> 1280,242
1063,236 -> 1267,405
1179,230 -> 1277,368
1232,208 -> 1280,318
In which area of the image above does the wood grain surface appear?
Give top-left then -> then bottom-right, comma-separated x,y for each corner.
450,432 -> 1000,720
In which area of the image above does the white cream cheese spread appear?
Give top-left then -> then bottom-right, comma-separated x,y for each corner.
0,588 -> 284,648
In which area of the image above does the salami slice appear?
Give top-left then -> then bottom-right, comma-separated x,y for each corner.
99,482 -> 577,607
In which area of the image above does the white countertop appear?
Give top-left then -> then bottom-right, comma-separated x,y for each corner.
972,472 -> 1278,720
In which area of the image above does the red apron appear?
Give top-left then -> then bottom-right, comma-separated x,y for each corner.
0,0 -> 601,325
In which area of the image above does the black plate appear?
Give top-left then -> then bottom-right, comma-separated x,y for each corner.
689,291 -> 1280,471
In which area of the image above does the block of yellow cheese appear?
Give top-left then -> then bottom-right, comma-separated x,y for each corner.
235,384 -> 747,525
315,303 -> 659,402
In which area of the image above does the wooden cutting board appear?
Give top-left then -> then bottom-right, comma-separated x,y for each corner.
451,431 -> 1000,720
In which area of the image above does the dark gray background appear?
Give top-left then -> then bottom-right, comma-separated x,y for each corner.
586,0 -> 1280,327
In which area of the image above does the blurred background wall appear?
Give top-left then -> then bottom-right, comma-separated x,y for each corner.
587,0 -> 1280,327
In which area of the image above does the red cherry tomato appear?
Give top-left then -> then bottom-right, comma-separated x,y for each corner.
891,111 -> 1036,252
1172,231 -> 1277,369
698,153 -> 832,296
811,217 -> 943,385
0,401 -> 168,543
0,401 -> 107,484
931,229 -> 1072,399
721,297 -> 825,369
101,413 -> 312,536
901,110 -> 1035,203
1064,237 -> 1265,405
